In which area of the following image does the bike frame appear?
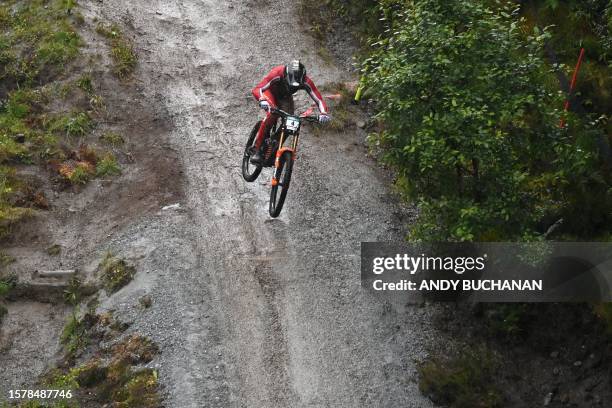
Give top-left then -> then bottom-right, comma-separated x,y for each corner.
271,126 -> 299,186
269,108 -> 317,187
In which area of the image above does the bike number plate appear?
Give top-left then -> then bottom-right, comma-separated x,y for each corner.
286,117 -> 300,131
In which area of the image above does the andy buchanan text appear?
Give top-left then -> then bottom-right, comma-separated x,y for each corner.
373,279 -> 543,291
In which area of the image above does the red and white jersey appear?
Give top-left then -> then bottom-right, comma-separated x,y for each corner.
252,65 -> 328,114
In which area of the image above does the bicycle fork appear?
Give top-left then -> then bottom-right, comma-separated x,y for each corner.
270,130 -> 298,187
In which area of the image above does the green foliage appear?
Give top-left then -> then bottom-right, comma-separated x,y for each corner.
0,251 -> 15,267
522,1 -> 612,152
0,280 -> 11,297
0,0 -> 85,240
113,369 -> 159,407
110,40 -> 137,79
36,28 -> 80,67
44,367 -> 80,390
419,346 -> 502,408
76,73 -> 94,94
0,0 -> 81,84
45,330 -> 161,408
67,163 -> 92,184
0,167 -> 34,237
100,252 -> 135,293
362,0 -> 610,241
96,23 -> 137,79
61,310 -> 89,356
96,154 -> 121,177
0,270 -> 16,294
0,89 -> 46,163
48,111 -> 91,137
63,277 -> 82,305
100,131 -> 125,146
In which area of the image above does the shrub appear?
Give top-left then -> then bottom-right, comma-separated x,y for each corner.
362,0 -> 610,241
0,166 -> 34,236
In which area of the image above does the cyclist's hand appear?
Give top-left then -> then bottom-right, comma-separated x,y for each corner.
319,114 -> 331,124
259,100 -> 271,112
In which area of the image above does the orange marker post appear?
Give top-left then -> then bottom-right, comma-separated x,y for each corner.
560,47 -> 585,128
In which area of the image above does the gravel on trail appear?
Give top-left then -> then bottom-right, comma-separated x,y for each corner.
77,1 -> 438,407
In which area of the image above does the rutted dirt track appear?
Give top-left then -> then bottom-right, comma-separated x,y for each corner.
84,0 -> 436,406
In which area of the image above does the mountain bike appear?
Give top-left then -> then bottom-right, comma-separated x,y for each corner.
242,107 -> 319,217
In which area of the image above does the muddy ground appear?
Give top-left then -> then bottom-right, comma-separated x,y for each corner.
1,0 -> 439,407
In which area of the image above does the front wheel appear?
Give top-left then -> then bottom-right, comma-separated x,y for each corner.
242,121 -> 263,182
269,150 -> 293,218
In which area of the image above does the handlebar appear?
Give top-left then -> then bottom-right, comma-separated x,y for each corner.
270,107 -> 319,123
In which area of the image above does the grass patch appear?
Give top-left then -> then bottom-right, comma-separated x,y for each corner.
418,346 -> 502,408
100,131 -> 125,146
55,145 -> 119,185
76,73 -> 94,95
58,160 -> 95,185
0,1 -> 127,239
100,252 -> 135,293
61,310 -> 89,356
0,251 -> 15,267
0,283 -> 9,297
44,367 -> 80,390
63,276 -> 82,305
45,323 -> 161,407
0,205 -> 34,238
48,111 -> 92,137
89,93 -> 106,112
112,335 -> 159,364
0,0 -> 82,85
0,280 -> 13,297
0,274 -> 17,297
96,154 -> 121,177
96,23 -> 137,79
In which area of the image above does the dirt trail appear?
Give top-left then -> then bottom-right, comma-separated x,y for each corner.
83,1 -> 436,406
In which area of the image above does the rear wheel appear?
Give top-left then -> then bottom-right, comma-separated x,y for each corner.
269,150 -> 293,218
242,121 -> 263,182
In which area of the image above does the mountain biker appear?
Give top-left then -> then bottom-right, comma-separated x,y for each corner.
250,60 -> 330,164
